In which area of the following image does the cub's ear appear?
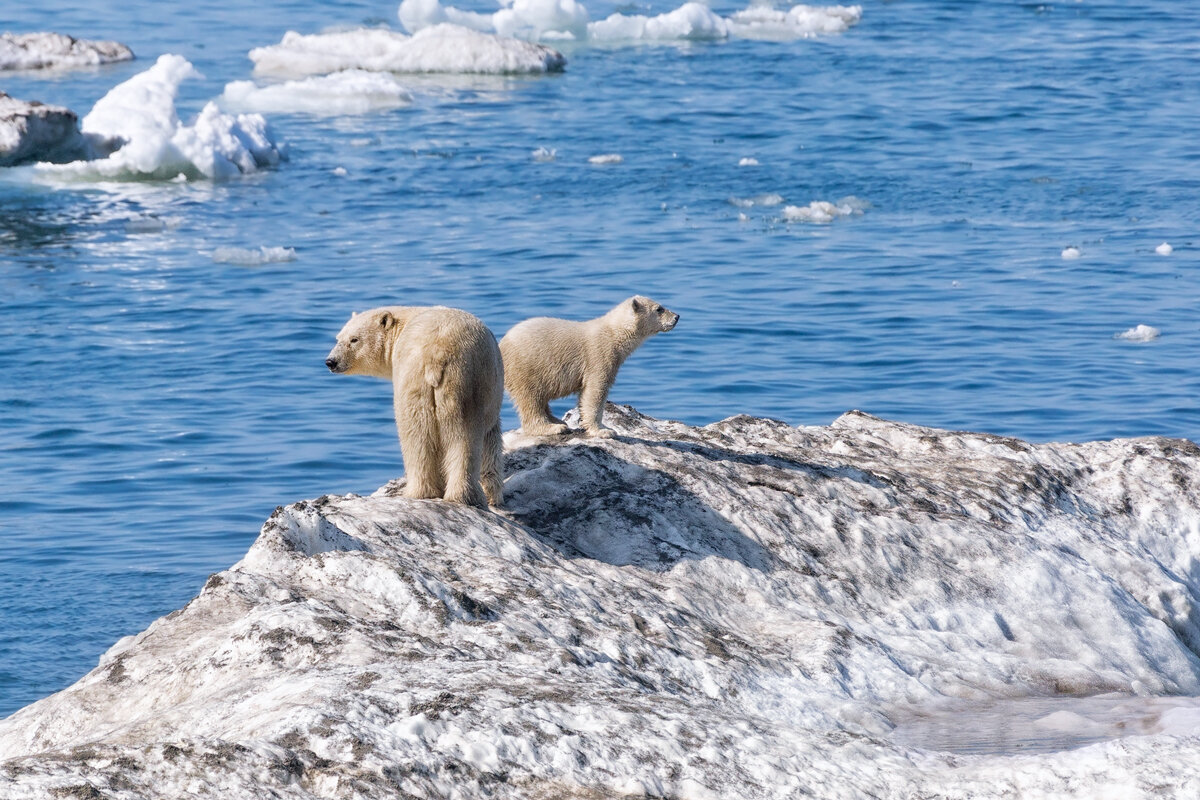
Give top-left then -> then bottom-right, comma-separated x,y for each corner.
630,297 -> 642,313
351,310 -> 359,318
379,311 -> 393,328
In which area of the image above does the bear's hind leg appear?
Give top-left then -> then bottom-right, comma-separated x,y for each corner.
481,420 -> 504,507
441,428 -> 488,508
517,397 -> 569,437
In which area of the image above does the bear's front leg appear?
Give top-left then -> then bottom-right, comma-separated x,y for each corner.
578,377 -> 615,439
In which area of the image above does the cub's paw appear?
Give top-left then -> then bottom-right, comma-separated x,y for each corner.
585,427 -> 616,439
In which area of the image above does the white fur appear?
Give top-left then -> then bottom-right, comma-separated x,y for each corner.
326,306 -> 504,508
499,296 -> 679,438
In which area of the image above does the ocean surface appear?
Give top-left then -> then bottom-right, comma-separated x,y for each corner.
0,0 -> 1197,716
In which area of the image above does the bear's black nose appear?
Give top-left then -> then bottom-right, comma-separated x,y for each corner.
325,358 -> 338,371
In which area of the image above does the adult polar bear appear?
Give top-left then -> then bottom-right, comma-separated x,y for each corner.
501,296 -> 679,438
326,306 -> 504,508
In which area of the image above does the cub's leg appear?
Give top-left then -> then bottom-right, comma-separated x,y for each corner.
516,396 -> 569,437
481,420 -> 504,507
578,375 -> 615,439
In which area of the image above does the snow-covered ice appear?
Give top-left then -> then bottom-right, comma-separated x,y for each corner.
210,246 -> 298,265
0,32 -> 133,71
1115,324 -> 1160,342
4,404 -> 1200,798
249,25 -> 566,78
220,71 -> 414,116
1061,246 -> 1081,259
739,156 -> 760,166
35,54 -> 284,181
398,0 -> 861,43
1156,242 -> 1174,255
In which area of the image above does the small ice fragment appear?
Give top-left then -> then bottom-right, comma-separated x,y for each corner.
532,146 -> 556,162
738,212 -> 749,222
171,173 -> 188,183
211,246 -> 297,265
728,193 -> 784,208
332,166 -> 347,176
660,202 -> 667,211
1114,324 -> 1160,342
125,217 -> 166,234
738,157 -> 759,166
588,153 -> 622,165
783,199 -> 861,223
1156,242 -> 1173,255
1061,247 -> 1081,259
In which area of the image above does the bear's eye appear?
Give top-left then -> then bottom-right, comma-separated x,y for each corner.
350,337 -> 360,344
655,305 -> 664,313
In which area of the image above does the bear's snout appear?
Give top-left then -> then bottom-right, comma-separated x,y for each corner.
665,313 -> 680,330
326,356 -> 345,373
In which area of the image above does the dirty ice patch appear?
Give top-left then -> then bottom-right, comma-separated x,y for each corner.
249,25 -> 566,77
1114,324 -> 1160,343
0,32 -> 133,71
782,197 -> 866,223
220,71 -> 413,116
399,0 -> 860,43
35,54 -> 283,181
210,246 -> 297,265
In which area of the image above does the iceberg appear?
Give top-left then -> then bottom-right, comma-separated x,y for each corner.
36,54 -> 284,181
3,404 -> 1200,797
0,93 -> 91,166
249,25 -> 567,78
0,31 -> 133,71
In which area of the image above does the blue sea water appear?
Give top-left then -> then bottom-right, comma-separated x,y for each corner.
0,0 -> 1198,716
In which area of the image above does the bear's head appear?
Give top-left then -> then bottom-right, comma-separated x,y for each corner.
325,308 -> 402,378
627,295 -> 679,338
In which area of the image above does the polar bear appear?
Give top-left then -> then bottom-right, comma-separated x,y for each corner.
325,306 -> 504,508
499,296 -> 679,438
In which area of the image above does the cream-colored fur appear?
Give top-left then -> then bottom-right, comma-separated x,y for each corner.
500,296 -> 679,438
326,306 -> 504,508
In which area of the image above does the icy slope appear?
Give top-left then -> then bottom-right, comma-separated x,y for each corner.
3,405 -> 1200,798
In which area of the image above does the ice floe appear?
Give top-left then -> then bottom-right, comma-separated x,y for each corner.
0,31 -> 133,71
249,25 -> 566,78
398,0 -> 861,43
587,152 -> 622,164
36,54 -> 284,181
1061,246 -> 1081,259
0,92 -> 91,166
210,246 -> 297,265
783,196 -> 866,223
220,70 -> 413,116
738,156 -> 760,166
1115,324 -> 1160,342
1156,242 -> 1173,255
4,404 -> 1200,797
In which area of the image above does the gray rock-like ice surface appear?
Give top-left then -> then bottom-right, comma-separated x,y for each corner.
0,32 -> 133,71
3,405 -> 1200,798
0,93 -> 91,167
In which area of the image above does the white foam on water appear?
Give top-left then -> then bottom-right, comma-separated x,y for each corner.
249,25 -> 566,77
209,246 -> 298,265
0,32 -> 133,71
1114,324 -> 1160,342
1156,242 -> 1173,255
531,146 -> 557,161
738,156 -> 760,166
782,196 -> 866,223
588,153 -> 622,164
35,54 -> 284,181
219,70 -> 414,116
1061,246 -> 1081,259
398,0 -> 860,43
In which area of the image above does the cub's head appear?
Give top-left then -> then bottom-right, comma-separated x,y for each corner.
325,308 -> 400,378
628,296 -> 679,338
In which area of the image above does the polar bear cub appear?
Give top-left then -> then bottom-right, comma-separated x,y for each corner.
500,296 -> 679,438
326,306 -> 504,508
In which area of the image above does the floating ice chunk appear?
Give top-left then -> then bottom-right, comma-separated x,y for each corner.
729,193 -> 784,208
36,54 -> 284,181
738,157 -> 759,166
727,4 -> 862,40
493,0 -> 591,41
220,70 -> 413,116
588,153 -> 622,164
1156,242 -> 1173,256
0,32 -> 133,71
1061,246 -> 1081,259
588,2 -> 730,41
332,166 -> 348,176
531,146 -> 556,161
782,197 -> 866,223
0,92 -> 94,166
210,246 -> 297,265
1114,324 -> 1160,342
251,25 -> 566,77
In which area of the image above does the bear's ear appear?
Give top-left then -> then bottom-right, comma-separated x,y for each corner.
630,297 -> 642,313
379,311 -> 393,328
351,311 -> 359,318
